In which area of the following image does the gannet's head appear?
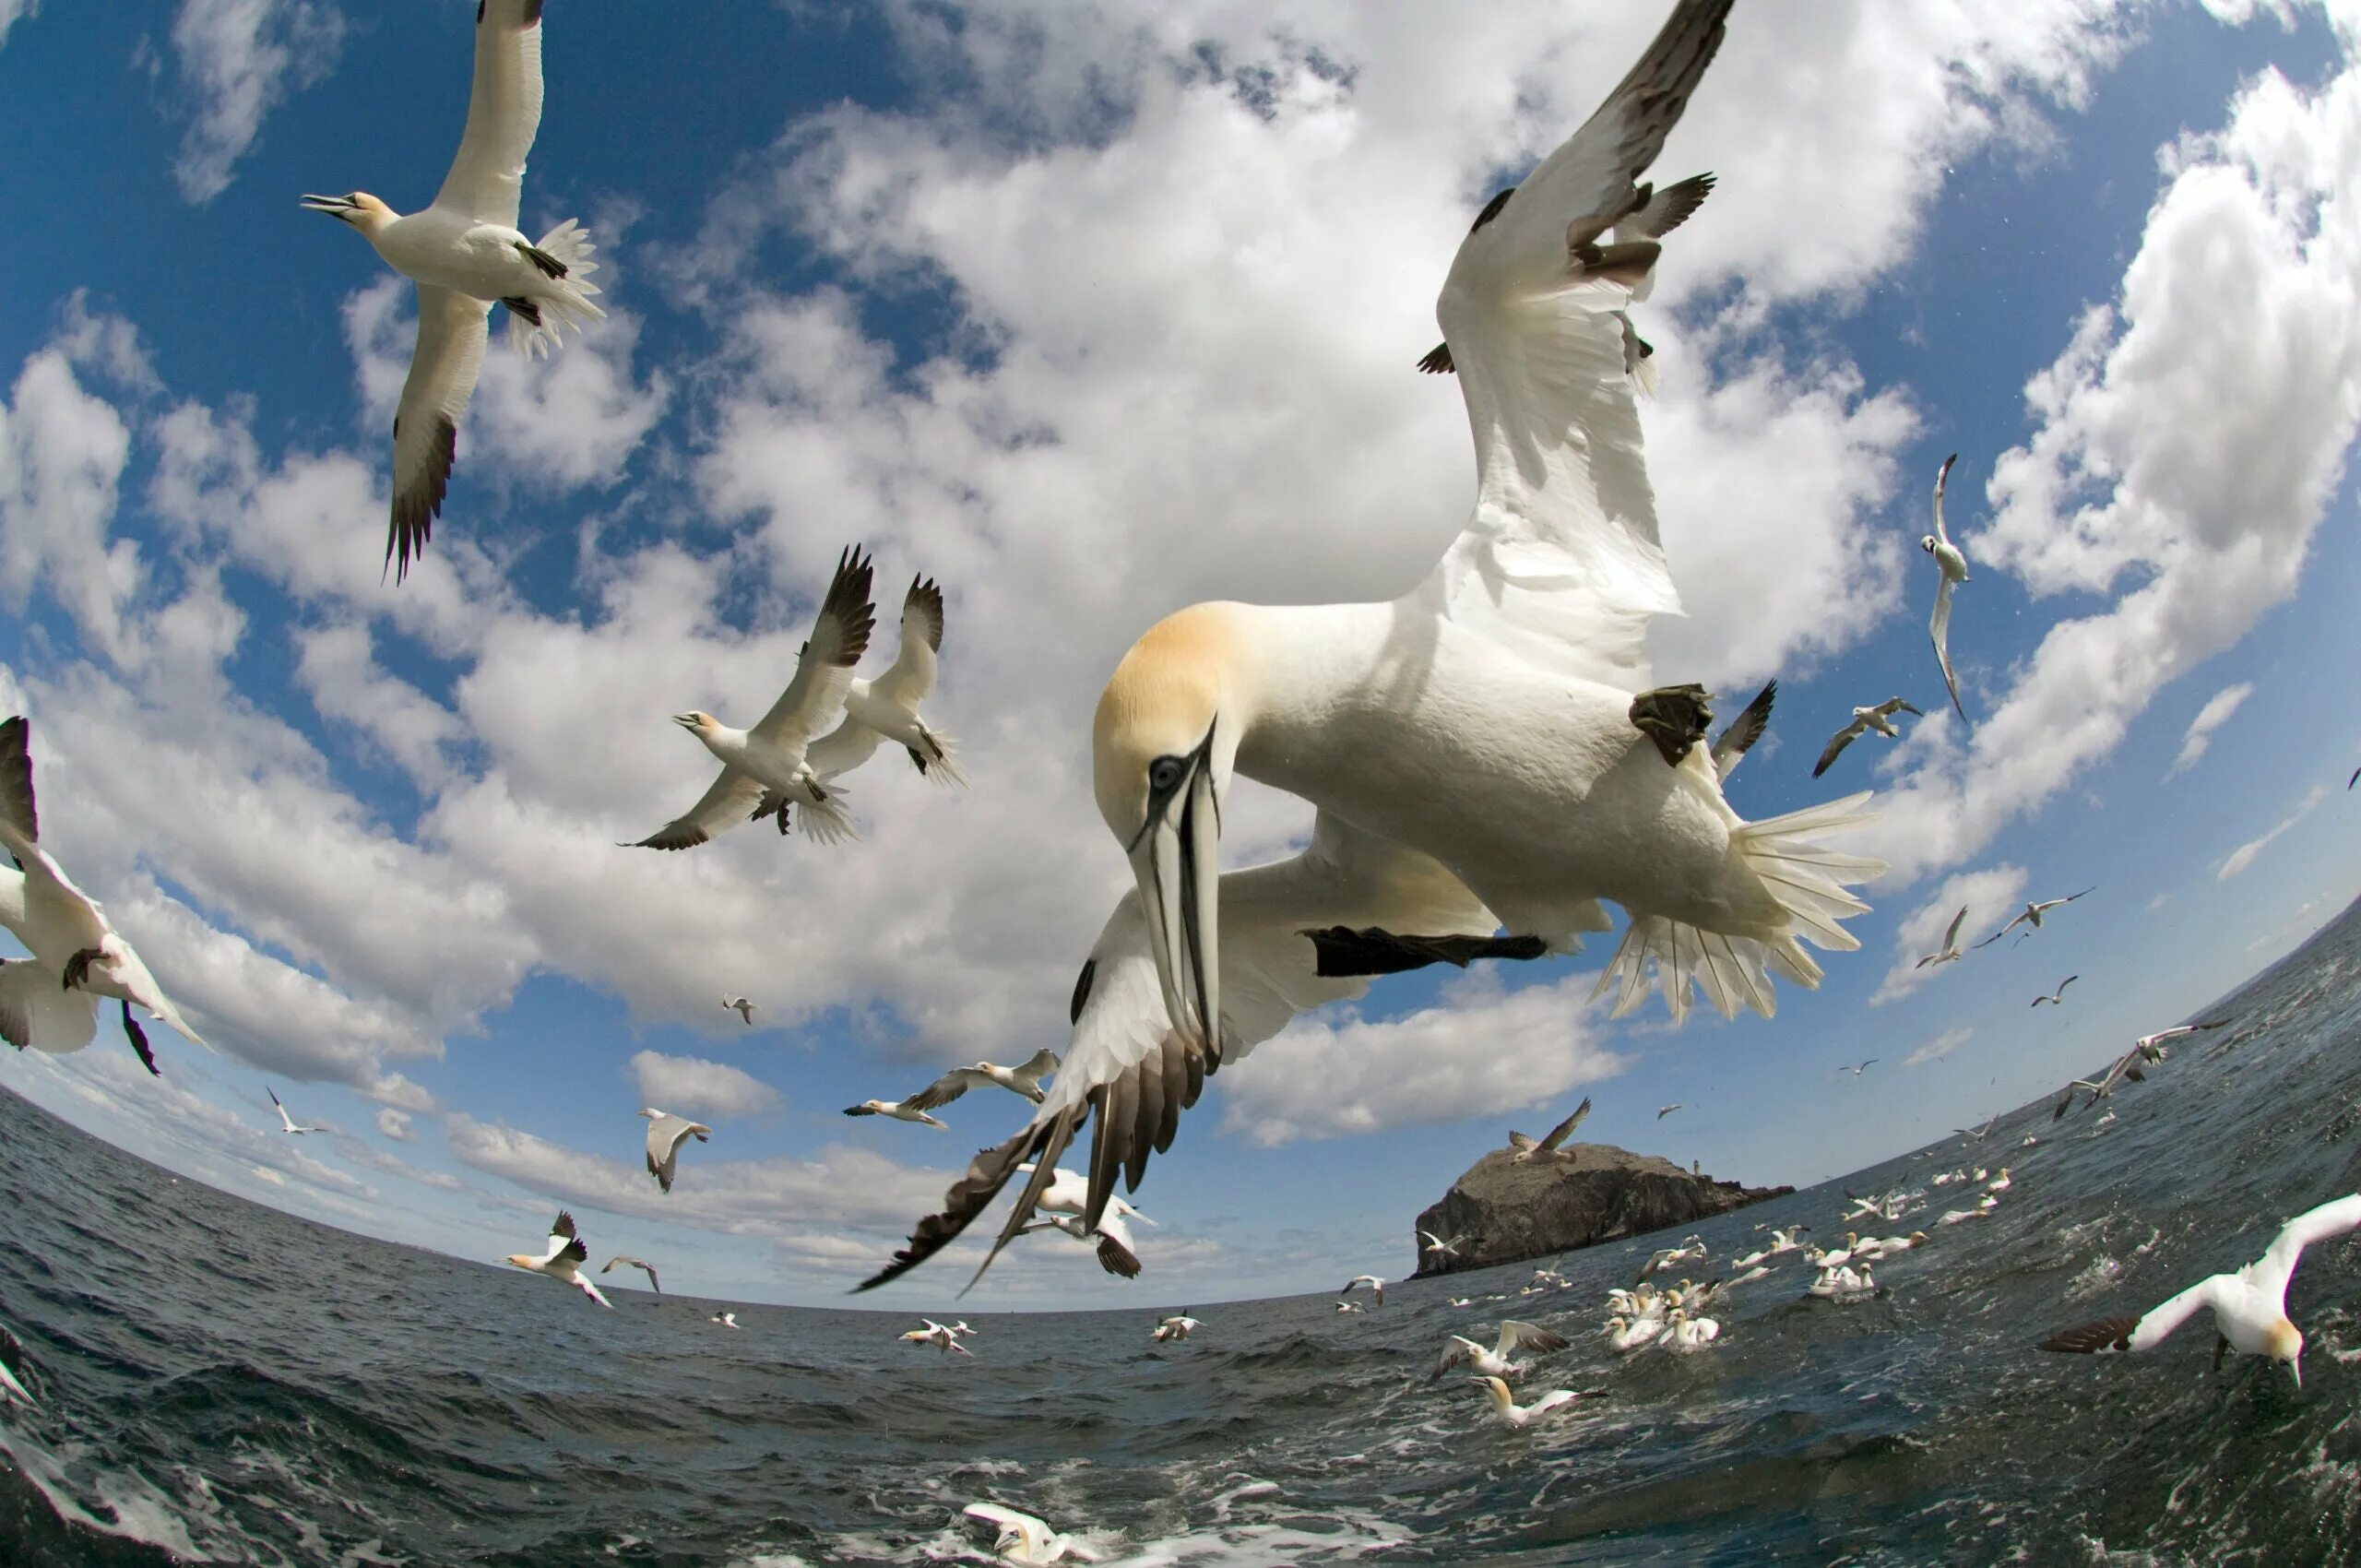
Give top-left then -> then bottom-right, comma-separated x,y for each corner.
1094,605 -> 1241,1057
672,711 -> 717,735
1919,534 -> 1940,556
502,1253 -> 538,1271
300,191 -> 395,234
2267,1317 -> 2305,1384
636,1108 -> 658,1120
1472,1374 -> 1513,1410
1909,1231 -> 1928,1244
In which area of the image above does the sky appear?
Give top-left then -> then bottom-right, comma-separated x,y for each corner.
1,0 -> 2358,1312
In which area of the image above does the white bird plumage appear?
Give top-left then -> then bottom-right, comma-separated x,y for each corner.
267,1087 -> 320,1135
1915,906 -> 1970,969
1437,1319 -> 1569,1377
599,1255 -> 661,1293
1923,453 -> 1971,718
502,1212 -> 611,1308
1976,888 -> 2095,949
901,1051 -> 1062,1113
1811,699 -> 1925,779
1507,1098 -> 1592,1166
638,1109 -> 712,1193
1470,1373 -> 1596,1428
962,1501 -> 1102,1565
804,575 -> 967,788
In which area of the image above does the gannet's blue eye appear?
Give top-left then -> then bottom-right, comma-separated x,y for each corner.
1149,757 -> 1185,792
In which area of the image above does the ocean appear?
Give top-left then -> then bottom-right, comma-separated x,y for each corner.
7,900 -> 2361,1565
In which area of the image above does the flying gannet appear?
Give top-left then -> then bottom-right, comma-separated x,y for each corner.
842,1098 -> 950,1130
1636,1237 -> 1705,1283
1341,1275 -> 1387,1306
1089,0 -> 1879,1067
1018,1209 -> 1146,1279
1811,699 -> 1926,779
803,575 -> 967,788
1470,1374 -> 1600,1429
961,1502 -> 1102,1566
901,1320 -> 971,1355
2031,977 -> 2079,1008
630,547 -> 876,850
1334,1299 -> 1368,1314
267,1087 -> 320,1134
1421,1229 -> 1472,1261
857,812 -> 1536,1291
722,994 -> 755,1026
1437,1319 -> 1569,1377
1915,906 -> 1970,969
302,0 -> 604,580
1506,1097 -> 1591,1167
1924,454 -> 1971,718
638,1109 -> 712,1193
0,718 -> 203,1065
1707,681 -> 1777,785
2040,1194 -> 2361,1387
1975,888 -> 2095,949
599,1255 -> 661,1293
902,1051 -> 1062,1113
1838,1058 -> 1879,1077
2052,1025 -> 2220,1119
710,1312 -> 740,1329
503,1212 -> 611,1308
1657,1104 -> 1684,1120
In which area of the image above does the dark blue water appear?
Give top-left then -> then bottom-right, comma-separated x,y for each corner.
7,902 -> 2361,1565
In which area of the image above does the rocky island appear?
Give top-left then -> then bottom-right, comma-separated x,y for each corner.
1411,1143 -> 1790,1277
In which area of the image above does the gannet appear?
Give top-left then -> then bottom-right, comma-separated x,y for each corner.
1437,1319 -> 1570,1377
1471,1374 -> 1600,1428
1915,906 -> 1970,969
638,1109 -> 712,1194
1768,1226 -> 1811,1253
900,1320 -> 971,1355
599,1255 -> 661,1293
804,575 -> 967,788
1421,1229 -> 1472,1261
1663,1307 -> 1721,1350
2040,1194 -> 2361,1387
1529,1267 -> 1570,1289
1975,888 -> 2096,948
1924,453 -> 1971,718
961,1502 -> 1102,1566
844,1097 -> 949,1129
0,718 -> 202,1063
1605,1314 -> 1664,1352
1090,0 -> 1880,1058
902,1051 -> 1061,1113
710,1311 -> 740,1329
630,548 -> 876,850
857,813 -> 1533,1292
2094,1110 -> 2118,1126
2053,1026 -> 2206,1119
1342,1275 -> 1387,1306
1637,1237 -> 1705,1282
302,0 -> 604,579
267,1087 -> 320,1134
1985,1169 -> 2012,1192
1658,1104 -> 1684,1120
0,1321 -> 37,1408
1838,1058 -> 1879,1077
1708,681 -> 1778,784
1854,1231 -> 1928,1258
1809,1234 -> 1865,1269
1011,1164 -> 1153,1277
1507,1097 -> 1592,1166
1334,1300 -> 1367,1314
502,1212 -> 611,1308
1811,700 -> 1926,778
2031,977 -> 2079,1008
1956,1119 -> 1996,1142
1939,1198 -> 1998,1225
1018,1210 -> 1145,1279
1152,1312 -> 1201,1342
722,994 -> 756,1026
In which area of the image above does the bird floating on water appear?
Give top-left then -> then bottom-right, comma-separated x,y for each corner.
1812,699 -> 1926,778
2041,1194 -> 2361,1387
1506,1097 -> 1591,1166
630,548 -> 876,850
710,1312 -> 739,1329
1152,1312 -> 1200,1343
638,1109 -> 712,1194
302,0 -> 604,579
1976,888 -> 2095,948
267,1088 -> 320,1135
1437,1319 -> 1569,1378
503,1212 -> 611,1308
599,1255 -> 660,1293
1923,453 -> 1971,718
1470,1374 -> 1600,1428
805,575 -> 967,788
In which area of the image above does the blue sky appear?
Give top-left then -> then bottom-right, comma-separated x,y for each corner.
1,0 -> 2358,1311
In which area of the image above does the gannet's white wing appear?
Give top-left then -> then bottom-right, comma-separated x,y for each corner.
963,1503 -> 1053,1562
432,0 -> 546,229
599,1255 -> 661,1293
0,961 -> 97,1053
1536,1097 -> 1593,1153
871,576 -> 944,710
388,285 -> 492,583
1412,0 -> 1730,684
1929,574 -> 1963,719
2045,1275 -> 2229,1355
540,1211 -> 584,1264
749,548 -> 877,753
803,713 -> 888,782
1811,716 -> 1870,779
903,1067 -> 991,1113
629,766 -> 767,851
2250,1194 -> 2361,1299
1008,1049 -> 1060,1093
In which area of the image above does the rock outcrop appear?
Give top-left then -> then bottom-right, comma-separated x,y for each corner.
1411,1143 -> 1790,1277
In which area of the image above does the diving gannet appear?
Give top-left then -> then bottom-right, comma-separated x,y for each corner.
1811,699 -> 1926,778
503,1212 -> 611,1308
0,718 -> 203,1062
630,547 -> 875,850
1975,888 -> 2095,948
1437,1319 -> 1570,1377
1341,1275 -> 1387,1306
722,994 -> 755,1026
843,1098 -> 949,1129
961,1502 -> 1101,1565
2031,977 -> 2079,1008
901,1051 -> 1062,1113
1471,1374 -> 1599,1428
599,1255 -> 660,1293
2040,1194 -> 2361,1387
710,1312 -> 739,1329
803,575 -> 967,788
1924,454 -> 1970,718
901,1320 -> 971,1354
1152,1312 -> 1201,1342
1506,1097 -> 1591,1166
267,1087 -> 320,1134
638,1109 -> 712,1194
1091,0 -> 1880,1058
302,0 -> 604,579
1915,906 -> 1970,969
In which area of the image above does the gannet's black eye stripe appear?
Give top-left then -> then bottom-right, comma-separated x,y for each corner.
1148,756 -> 1186,792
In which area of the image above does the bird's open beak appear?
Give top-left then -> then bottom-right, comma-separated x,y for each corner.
300,194 -> 358,221
670,713 -> 701,731
1128,726 -> 1221,1059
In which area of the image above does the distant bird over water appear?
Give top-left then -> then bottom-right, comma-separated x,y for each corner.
503,1212 -> 611,1308
1977,888 -> 2095,948
1507,1097 -> 1592,1165
267,1088 -> 320,1135
721,994 -> 755,1026
2032,977 -> 2080,1008
303,0 -> 604,579
600,1256 -> 660,1293
843,1098 -> 949,1130
901,1051 -> 1062,1113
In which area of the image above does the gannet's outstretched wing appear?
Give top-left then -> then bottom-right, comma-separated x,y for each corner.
433,0 -> 546,230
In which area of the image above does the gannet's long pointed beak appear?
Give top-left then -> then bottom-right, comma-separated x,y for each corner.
1129,728 -> 1222,1058
300,194 -> 359,220
2289,1355 -> 2303,1390
670,713 -> 701,731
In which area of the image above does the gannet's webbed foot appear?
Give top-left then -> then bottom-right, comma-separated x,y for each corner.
62,947 -> 101,992
774,802 -> 792,836
1304,926 -> 1549,980
500,295 -> 544,327
2213,1334 -> 2232,1372
513,241 -> 568,279
1629,683 -> 1714,767
907,745 -> 930,777
120,1003 -> 159,1077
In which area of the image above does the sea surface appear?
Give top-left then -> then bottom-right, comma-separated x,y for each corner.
9,904 -> 2361,1566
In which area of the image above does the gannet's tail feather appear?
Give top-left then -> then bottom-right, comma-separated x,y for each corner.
796,783 -> 860,847
1592,793 -> 1882,1025
908,727 -> 968,790
505,220 -> 606,359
